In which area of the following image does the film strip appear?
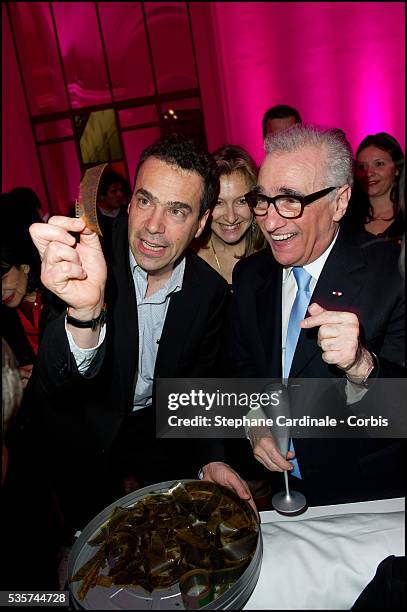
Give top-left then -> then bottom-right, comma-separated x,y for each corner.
75,163 -> 109,236
179,569 -> 214,609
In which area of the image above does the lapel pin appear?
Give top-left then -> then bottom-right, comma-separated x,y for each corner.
332,291 -> 343,296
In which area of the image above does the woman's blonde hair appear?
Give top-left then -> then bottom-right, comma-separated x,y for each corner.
212,145 -> 265,257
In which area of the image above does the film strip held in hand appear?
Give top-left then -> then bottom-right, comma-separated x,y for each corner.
75,163 -> 109,236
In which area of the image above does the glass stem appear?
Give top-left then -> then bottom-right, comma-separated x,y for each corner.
284,470 -> 291,501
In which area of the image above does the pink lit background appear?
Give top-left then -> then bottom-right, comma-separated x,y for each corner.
206,2 -> 405,162
2,2 -> 405,216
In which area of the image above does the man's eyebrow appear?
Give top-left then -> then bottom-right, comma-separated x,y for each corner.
167,201 -> 192,212
254,185 -> 304,197
277,186 -> 304,197
134,188 -> 157,202
134,189 -> 192,212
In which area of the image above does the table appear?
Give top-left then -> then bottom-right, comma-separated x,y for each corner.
245,497 -> 405,610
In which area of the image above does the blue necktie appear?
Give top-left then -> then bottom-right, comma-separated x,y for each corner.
284,267 -> 312,479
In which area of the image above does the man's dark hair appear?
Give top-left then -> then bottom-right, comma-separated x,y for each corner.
1,241 -> 42,294
1,191 -> 44,283
99,169 -> 130,198
8,187 -> 42,218
135,134 -> 220,217
262,104 -> 302,138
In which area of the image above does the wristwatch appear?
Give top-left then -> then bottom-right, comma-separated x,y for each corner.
350,351 -> 379,386
362,351 -> 379,384
66,304 -> 107,331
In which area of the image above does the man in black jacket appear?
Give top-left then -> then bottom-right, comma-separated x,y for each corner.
95,168 -> 129,260
230,124 -> 405,504
28,135 -> 255,529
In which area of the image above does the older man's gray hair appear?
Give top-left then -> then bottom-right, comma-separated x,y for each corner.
264,124 -> 354,191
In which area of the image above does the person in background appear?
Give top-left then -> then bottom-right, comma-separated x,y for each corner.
194,145 -> 265,285
2,339 -> 23,485
1,242 -> 44,387
262,104 -> 302,138
1,188 -> 45,261
1,338 -> 63,590
97,169 -> 130,219
96,168 -> 131,260
194,145 -> 267,508
347,132 -> 404,242
8,185 -> 46,221
398,164 -> 405,279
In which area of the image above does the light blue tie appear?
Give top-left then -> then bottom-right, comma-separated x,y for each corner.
284,267 -> 312,479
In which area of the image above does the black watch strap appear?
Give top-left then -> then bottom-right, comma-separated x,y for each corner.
66,305 -> 107,331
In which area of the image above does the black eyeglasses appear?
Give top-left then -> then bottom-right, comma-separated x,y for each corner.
244,186 -> 339,219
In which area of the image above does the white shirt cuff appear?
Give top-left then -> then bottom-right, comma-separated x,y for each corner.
65,319 -> 106,374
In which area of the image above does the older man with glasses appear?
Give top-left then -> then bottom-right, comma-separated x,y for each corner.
229,124 -> 405,505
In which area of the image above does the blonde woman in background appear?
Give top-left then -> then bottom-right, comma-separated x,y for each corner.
195,145 -> 265,285
194,145 -> 269,509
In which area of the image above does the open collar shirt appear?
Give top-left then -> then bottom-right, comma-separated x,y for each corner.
129,250 -> 185,410
67,250 -> 185,411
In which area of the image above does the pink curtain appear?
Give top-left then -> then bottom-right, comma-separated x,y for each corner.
193,2 -> 405,161
3,2 -> 405,207
2,4 -> 48,214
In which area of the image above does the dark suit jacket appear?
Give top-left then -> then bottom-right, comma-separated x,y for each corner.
97,205 -> 128,261
24,218 -> 229,525
230,225 -> 406,504
1,305 -> 36,366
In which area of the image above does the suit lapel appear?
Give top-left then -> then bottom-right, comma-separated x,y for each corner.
154,254 -> 201,377
110,221 -> 139,406
291,229 -> 367,377
256,264 -> 283,377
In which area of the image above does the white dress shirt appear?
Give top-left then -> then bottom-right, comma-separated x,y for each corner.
130,250 -> 185,410
281,232 -> 338,375
66,249 -> 185,411
246,229 -> 364,444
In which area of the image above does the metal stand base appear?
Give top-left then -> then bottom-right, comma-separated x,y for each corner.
272,489 -> 306,513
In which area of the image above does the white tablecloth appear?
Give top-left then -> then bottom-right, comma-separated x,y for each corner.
245,497 -> 405,610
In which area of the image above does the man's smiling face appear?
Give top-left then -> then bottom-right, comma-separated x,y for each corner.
257,146 -> 349,267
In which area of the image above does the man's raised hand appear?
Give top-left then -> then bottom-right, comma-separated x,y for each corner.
301,302 -> 374,383
29,216 -> 107,317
